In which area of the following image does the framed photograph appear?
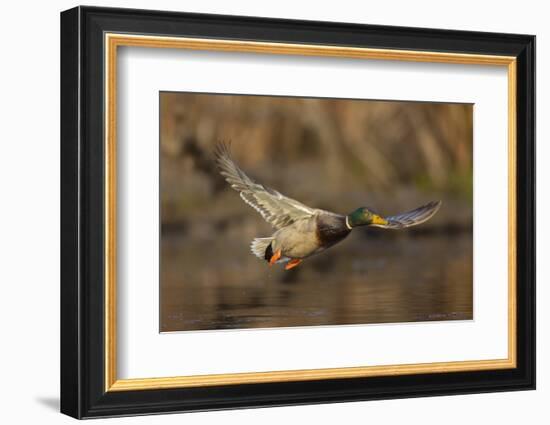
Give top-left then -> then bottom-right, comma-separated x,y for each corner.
60,6 -> 535,419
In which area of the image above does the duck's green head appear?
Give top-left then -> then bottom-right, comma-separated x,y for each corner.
346,207 -> 388,228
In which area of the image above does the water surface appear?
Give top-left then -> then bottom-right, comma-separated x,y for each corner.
160,232 -> 472,332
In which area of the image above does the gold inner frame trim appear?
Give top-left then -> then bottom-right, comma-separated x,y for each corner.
104,33 -> 518,392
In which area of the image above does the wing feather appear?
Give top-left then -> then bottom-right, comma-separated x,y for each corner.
371,201 -> 442,229
216,143 -> 317,229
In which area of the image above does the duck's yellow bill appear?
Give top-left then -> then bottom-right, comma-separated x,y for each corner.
372,215 -> 388,225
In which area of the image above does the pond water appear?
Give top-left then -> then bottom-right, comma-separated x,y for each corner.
160,232 -> 472,332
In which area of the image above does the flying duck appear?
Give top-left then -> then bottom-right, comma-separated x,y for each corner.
216,143 -> 441,270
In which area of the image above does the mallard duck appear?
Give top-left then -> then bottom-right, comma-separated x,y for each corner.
216,144 -> 441,270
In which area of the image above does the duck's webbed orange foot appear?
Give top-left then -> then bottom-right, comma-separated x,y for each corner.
284,259 -> 302,270
269,249 -> 282,266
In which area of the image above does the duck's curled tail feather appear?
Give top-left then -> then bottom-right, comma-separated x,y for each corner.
250,237 -> 272,259
250,237 -> 289,263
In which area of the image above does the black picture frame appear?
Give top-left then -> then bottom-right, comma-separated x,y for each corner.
61,5 -> 535,419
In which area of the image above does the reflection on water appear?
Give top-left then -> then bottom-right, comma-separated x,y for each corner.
160,232 -> 472,332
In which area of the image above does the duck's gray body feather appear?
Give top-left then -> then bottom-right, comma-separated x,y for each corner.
250,213 -> 350,261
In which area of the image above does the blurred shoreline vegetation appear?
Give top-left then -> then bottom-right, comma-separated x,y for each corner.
160,92 -> 473,235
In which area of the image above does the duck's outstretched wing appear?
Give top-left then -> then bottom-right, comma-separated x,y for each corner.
216,143 -> 318,229
371,201 -> 442,229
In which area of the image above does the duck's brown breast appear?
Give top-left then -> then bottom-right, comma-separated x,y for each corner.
315,214 -> 351,247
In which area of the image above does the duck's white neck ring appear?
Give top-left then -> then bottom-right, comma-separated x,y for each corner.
345,216 -> 353,230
